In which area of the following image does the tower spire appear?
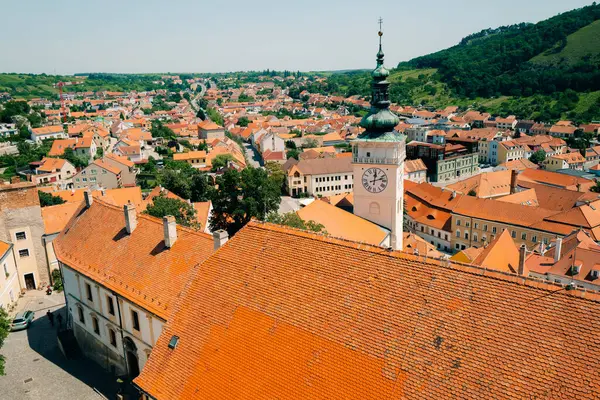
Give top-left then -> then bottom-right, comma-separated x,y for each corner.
358,18 -> 400,138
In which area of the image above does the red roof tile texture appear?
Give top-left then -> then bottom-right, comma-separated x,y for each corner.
54,199 -> 215,319
135,221 -> 600,400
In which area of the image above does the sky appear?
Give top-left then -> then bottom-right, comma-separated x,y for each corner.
0,0 -> 594,75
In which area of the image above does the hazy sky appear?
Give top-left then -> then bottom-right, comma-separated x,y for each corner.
0,0 -> 594,74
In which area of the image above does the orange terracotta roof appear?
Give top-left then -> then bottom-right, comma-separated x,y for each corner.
192,201 -> 211,231
41,201 -> 84,234
0,240 -> 11,259
42,187 -> 144,209
90,159 -> 121,175
499,158 -> 539,171
104,153 -> 134,168
31,125 -> 64,135
173,151 -> 207,161
136,220 -> 600,400
446,170 -> 511,198
297,200 -> 387,246
37,157 -> 67,173
471,229 -> 520,274
48,139 -> 77,156
54,199 -> 215,319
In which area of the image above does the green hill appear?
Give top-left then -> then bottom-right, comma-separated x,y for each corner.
531,19 -> 600,66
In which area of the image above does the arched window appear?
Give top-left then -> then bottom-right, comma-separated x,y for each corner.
92,315 -> 100,335
77,305 -> 85,324
108,327 -> 117,347
369,202 -> 380,215
456,230 -> 460,238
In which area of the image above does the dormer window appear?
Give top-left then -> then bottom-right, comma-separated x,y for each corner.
591,270 -> 600,279
572,265 -> 581,275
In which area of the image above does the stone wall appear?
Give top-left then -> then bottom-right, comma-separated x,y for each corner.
73,323 -> 127,376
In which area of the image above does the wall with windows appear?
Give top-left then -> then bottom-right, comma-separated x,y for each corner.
404,216 -> 452,253
450,215 -> 559,253
61,262 -> 165,376
0,245 -> 21,310
287,171 -> 354,197
73,165 -> 121,190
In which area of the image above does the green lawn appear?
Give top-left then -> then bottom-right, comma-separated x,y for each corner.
531,19 -> 600,65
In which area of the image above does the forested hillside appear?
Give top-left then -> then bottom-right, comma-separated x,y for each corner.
317,3 -> 600,122
401,3 -> 600,98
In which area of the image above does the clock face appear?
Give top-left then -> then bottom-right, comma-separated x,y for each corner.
362,168 -> 388,193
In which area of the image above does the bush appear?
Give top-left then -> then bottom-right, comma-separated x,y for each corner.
51,269 -> 63,292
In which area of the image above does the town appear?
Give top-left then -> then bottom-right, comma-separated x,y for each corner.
1,2 -> 600,400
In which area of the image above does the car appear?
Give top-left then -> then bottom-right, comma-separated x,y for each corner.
10,310 -> 34,332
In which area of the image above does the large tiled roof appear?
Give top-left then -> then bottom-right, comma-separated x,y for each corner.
136,221 -> 600,399
54,199 -> 215,319
41,201 -> 84,234
296,199 -> 388,246
289,156 -> 352,176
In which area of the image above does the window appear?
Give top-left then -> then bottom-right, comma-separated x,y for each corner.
466,222 -> 470,228
78,306 -> 85,324
532,235 -> 538,243
132,310 -> 140,331
474,223 -> 479,230
15,232 -> 26,240
492,227 -> 497,234
455,244 -> 460,250
456,220 -> 461,226
521,232 -> 527,241
511,231 -> 516,239
464,232 -> 469,240
445,234 -> 448,240
86,283 -> 93,302
92,316 -> 100,335
18,249 -> 29,258
107,296 -> 115,316
473,234 -> 478,243
109,328 -> 117,347
456,230 -> 460,238
483,224 -> 488,232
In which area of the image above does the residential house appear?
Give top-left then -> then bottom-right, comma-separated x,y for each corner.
406,142 -> 479,182
404,159 -> 427,183
55,197 -> 216,376
549,124 -> 578,139
0,123 -> 18,138
0,182 -> 50,290
173,151 -> 208,169
73,160 -> 122,189
497,140 -> 527,165
198,120 -> 225,140
544,152 -> 586,172
103,154 -> 138,187
0,241 -> 21,310
30,158 -> 77,188
30,125 -> 67,142
285,157 -> 353,197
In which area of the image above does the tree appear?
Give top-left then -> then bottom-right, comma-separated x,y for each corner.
237,116 -> 250,127
467,189 -> 477,197
529,149 -> 546,165
211,154 -> 234,171
207,108 -> 224,126
145,195 -> 199,229
0,307 -> 10,375
151,120 -> 176,140
264,161 -> 285,190
196,108 -> 206,120
157,161 -> 196,200
210,167 -> 281,235
286,149 -> 300,160
190,172 -> 214,202
62,147 -> 88,168
38,191 -> 66,207
266,212 -> 326,233
303,138 -> 319,149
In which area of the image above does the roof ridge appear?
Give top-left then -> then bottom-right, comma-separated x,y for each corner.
244,220 -> 600,303
92,197 -> 213,240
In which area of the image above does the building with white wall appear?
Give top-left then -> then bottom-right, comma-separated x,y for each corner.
54,194 -> 216,377
0,241 -> 21,310
285,157 -> 354,197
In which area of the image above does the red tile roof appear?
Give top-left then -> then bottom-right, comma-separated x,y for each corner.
136,220 -> 600,399
54,199 -> 215,319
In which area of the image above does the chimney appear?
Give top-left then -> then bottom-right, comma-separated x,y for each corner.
163,216 -> 177,248
213,229 -> 229,250
84,189 -> 93,208
554,237 -> 563,263
510,169 -> 519,194
450,191 -> 456,200
124,203 -> 137,234
518,244 -> 527,276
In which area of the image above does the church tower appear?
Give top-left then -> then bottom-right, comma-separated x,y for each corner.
352,21 -> 406,251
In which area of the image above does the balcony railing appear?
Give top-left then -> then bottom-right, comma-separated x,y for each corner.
353,156 -> 402,165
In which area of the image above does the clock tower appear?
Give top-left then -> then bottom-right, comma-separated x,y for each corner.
352,21 -> 406,251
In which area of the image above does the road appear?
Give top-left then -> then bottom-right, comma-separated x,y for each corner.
190,82 -> 207,112
243,142 -> 263,168
0,291 -> 122,400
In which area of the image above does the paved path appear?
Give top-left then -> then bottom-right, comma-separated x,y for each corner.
243,142 -> 263,168
0,291 -> 121,400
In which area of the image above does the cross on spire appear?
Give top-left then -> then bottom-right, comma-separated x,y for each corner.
378,17 -> 383,45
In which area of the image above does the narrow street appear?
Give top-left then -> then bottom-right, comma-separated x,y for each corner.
243,142 -> 263,168
0,291 -> 123,400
